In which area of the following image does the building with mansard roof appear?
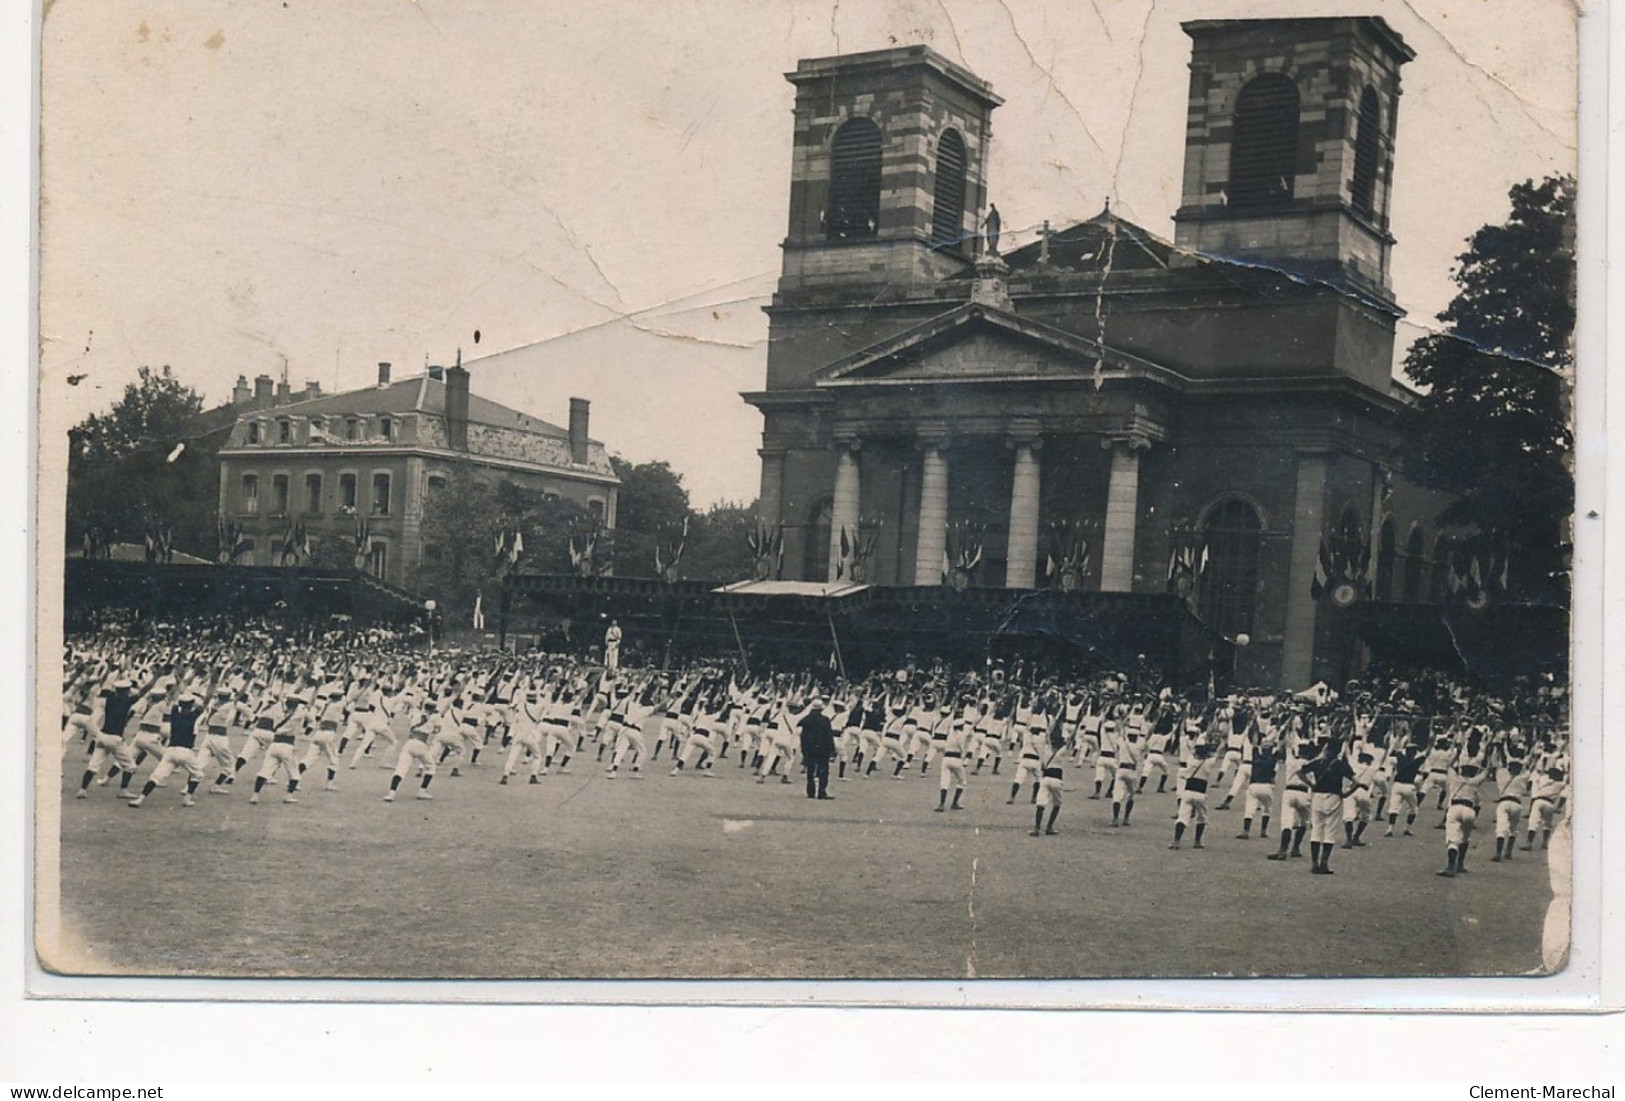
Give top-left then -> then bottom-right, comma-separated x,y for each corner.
743,18 -> 1459,689
216,363 -> 618,587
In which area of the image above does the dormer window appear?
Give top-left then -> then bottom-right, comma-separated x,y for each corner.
278,419 -> 292,444
346,418 -> 359,441
247,422 -> 261,445
379,416 -> 394,441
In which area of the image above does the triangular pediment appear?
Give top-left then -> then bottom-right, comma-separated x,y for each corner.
815,303 -> 1185,389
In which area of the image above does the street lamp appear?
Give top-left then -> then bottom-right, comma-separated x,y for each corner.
425,599 -> 437,653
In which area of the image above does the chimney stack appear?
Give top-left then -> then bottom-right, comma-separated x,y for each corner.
305,380 -> 322,400
275,379 -> 291,405
428,365 -> 444,381
377,362 -> 392,388
445,365 -> 471,450
253,374 -> 274,410
233,375 -> 251,406
568,398 -> 590,465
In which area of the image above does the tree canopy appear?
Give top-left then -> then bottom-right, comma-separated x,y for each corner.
72,365 -> 206,464
1402,174 -> 1574,603
66,365 -> 220,557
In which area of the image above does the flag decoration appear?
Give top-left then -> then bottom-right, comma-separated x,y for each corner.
942,520 -> 986,590
834,524 -> 853,580
746,518 -> 785,581
277,518 -> 307,567
654,516 -> 689,582
493,520 -> 527,578
353,517 -> 373,571
568,519 -> 610,578
1046,519 -> 1093,592
835,519 -> 881,583
143,521 -> 174,565
1165,536 -> 1208,600
1309,520 -> 1371,607
216,518 -> 249,565
1439,533 -> 1512,612
472,591 -> 486,631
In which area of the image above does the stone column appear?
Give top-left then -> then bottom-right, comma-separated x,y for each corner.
827,440 -> 861,583
757,448 -> 786,528
913,436 -> 949,586
1100,440 -> 1143,592
1281,453 -> 1330,689
1005,435 -> 1042,589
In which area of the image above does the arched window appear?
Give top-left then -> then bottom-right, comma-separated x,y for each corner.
804,496 -> 833,582
827,118 -> 883,240
1375,519 -> 1396,601
930,129 -> 967,250
1350,86 -> 1382,220
1402,525 -> 1426,604
1196,499 -> 1263,640
1229,73 -> 1300,209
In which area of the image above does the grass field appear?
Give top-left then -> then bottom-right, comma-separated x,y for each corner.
49,746 -> 1560,980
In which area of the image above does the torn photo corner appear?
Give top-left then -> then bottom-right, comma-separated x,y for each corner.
32,0 -> 1595,1008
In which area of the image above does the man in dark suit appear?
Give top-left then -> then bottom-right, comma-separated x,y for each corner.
799,697 -> 836,800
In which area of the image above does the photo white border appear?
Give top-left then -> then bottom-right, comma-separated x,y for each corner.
4,0 -> 1620,1082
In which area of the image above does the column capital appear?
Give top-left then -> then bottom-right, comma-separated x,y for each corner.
915,422 -> 951,451
831,427 -> 864,453
1005,419 -> 1043,450
757,446 -> 789,461
1099,433 -> 1154,454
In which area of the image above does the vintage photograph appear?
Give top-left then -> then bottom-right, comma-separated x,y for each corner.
35,0 -> 1577,982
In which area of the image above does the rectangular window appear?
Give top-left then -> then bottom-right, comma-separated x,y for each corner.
346,418 -> 358,441
426,474 -> 447,494
379,417 -> 393,441
247,422 -> 261,445
278,419 -> 291,444
369,541 -> 388,579
339,473 -> 357,511
371,473 -> 391,515
272,474 -> 290,515
241,474 -> 259,514
305,473 -> 322,515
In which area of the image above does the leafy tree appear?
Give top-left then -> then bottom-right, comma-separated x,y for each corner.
1402,175 -> 1574,604
607,456 -> 690,578
680,500 -> 760,581
66,366 -> 218,557
72,365 -> 205,463
411,465 -> 595,607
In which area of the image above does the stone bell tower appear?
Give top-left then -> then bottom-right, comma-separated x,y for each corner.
1172,17 -> 1414,303
777,45 -> 1003,297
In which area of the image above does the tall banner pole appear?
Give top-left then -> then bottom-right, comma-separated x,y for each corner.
727,606 -> 749,668
826,608 -> 847,681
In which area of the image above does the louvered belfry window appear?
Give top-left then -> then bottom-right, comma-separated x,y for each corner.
931,129 -> 967,250
1228,74 -> 1300,209
827,118 -> 883,239
1350,86 -> 1382,219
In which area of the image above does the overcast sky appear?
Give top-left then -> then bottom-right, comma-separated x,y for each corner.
38,0 -> 1577,507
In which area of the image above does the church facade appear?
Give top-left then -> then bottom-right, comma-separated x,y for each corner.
743,17 -> 1456,689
